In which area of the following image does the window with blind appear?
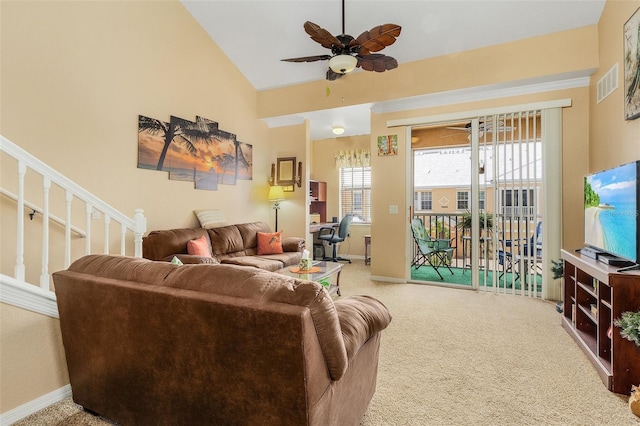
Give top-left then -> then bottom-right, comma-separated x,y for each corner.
501,188 -> 536,219
414,191 -> 432,211
340,166 -> 371,223
457,190 -> 485,210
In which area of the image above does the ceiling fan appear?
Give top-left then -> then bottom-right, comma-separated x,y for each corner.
281,0 -> 401,81
446,121 -> 514,133
441,121 -> 515,139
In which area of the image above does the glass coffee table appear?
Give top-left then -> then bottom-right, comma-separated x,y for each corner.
276,261 -> 343,296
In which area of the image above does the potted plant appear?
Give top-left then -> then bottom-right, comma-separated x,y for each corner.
614,310 -> 640,347
551,259 -> 564,279
457,210 -> 493,234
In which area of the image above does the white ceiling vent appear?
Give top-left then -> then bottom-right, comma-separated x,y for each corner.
597,63 -> 618,104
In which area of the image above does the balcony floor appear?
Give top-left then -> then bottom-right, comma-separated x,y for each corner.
410,265 -> 542,291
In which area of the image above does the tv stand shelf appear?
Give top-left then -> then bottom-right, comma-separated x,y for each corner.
561,249 -> 640,395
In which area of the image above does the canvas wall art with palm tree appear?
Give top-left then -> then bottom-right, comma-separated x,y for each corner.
137,114 -> 253,191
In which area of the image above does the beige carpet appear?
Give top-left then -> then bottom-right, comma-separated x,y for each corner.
13,261 -> 639,425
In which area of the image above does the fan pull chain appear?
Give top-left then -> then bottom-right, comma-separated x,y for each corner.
341,0 -> 346,36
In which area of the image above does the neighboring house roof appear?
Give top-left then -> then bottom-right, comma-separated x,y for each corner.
414,142 -> 542,189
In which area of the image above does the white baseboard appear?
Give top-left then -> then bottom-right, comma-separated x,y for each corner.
369,275 -> 406,283
0,384 -> 72,426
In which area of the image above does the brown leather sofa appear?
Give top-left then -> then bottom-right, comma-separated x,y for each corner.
54,255 -> 391,425
142,221 -> 305,271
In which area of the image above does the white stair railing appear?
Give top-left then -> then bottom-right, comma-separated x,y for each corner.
0,135 -> 146,293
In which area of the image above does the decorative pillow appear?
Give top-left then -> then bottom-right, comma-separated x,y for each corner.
187,235 -> 212,257
257,231 -> 284,255
170,256 -> 184,266
194,209 -> 228,229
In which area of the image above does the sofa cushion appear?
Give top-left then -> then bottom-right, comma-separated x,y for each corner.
207,226 -> 246,257
187,235 -> 212,257
194,209 -> 228,229
221,256 -> 284,272
257,231 -> 283,255
236,222 -> 271,253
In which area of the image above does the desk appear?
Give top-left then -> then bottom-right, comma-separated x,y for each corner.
364,235 -> 371,265
309,222 -> 338,234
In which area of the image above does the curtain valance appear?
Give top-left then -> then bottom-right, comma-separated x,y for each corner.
334,149 -> 370,168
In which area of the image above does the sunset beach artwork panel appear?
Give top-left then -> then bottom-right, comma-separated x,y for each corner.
236,141 -> 253,180
137,114 -> 253,191
137,115 -> 169,170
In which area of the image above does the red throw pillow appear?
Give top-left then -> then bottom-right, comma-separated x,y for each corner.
257,231 -> 283,255
187,235 -> 211,257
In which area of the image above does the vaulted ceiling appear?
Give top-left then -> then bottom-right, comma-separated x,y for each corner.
181,1 -> 606,140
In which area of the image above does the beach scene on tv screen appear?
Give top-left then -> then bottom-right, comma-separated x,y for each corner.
584,162 -> 637,261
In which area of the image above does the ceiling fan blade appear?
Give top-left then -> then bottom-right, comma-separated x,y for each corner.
446,126 -> 470,131
440,132 -> 467,138
357,54 -> 398,72
326,68 -> 346,81
304,21 -> 344,50
281,54 -> 332,63
353,24 -> 401,55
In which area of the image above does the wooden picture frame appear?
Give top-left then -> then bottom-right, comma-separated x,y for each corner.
277,157 -> 296,192
624,7 -> 640,120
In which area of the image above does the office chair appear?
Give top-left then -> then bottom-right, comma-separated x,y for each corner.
318,215 -> 353,263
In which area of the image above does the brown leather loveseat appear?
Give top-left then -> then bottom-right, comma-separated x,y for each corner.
54,254 -> 392,425
142,221 -> 305,271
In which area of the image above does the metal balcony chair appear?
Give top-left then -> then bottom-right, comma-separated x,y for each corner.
410,218 -> 454,280
498,239 -> 520,282
520,221 -> 543,274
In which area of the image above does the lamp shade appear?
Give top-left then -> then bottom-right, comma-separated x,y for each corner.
329,54 -> 357,74
268,185 -> 285,201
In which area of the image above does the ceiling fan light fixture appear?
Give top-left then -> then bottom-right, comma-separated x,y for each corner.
329,54 -> 357,74
332,126 -> 345,135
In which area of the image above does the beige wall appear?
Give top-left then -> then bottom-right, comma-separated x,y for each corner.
589,0 -> 640,171
0,304 -> 69,412
267,123 -> 309,241
311,135 -> 370,257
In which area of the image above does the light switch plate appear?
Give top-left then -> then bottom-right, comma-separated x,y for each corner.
389,205 -> 398,214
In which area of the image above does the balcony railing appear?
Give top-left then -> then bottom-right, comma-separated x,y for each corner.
412,211 -> 540,268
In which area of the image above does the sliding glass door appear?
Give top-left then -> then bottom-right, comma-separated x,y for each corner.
410,109 -> 548,297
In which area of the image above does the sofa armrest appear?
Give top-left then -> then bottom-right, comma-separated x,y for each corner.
334,295 -> 392,362
162,254 -> 220,265
282,237 -> 305,252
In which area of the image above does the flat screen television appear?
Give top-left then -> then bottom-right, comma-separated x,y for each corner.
584,160 -> 640,265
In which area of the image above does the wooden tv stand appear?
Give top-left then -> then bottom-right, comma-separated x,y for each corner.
561,249 -> 640,395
